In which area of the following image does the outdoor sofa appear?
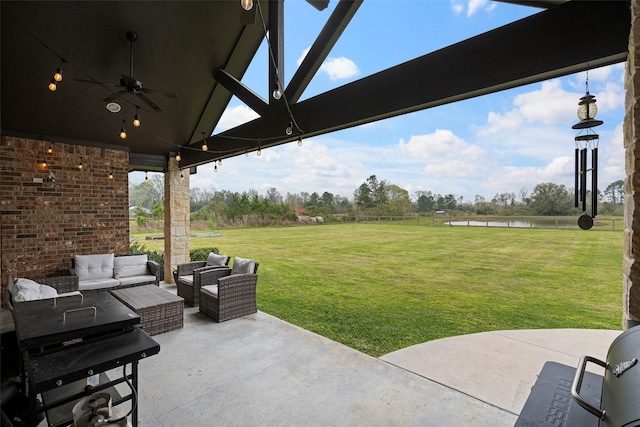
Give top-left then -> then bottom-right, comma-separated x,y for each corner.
70,253 -> 160,292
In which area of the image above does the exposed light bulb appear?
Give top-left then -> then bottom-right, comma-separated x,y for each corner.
48,79 -> 57,91
245,150 -> 248,157
42,158 -> 47,167
285,121 -> 293,136
218,159 -> 222,166
47,144 -> 53,154
202,141 -> 208,151
78,160 -> 83,170
120,127 -> 127,139
273,89 -> 282,100
176,152 -> 181,162
297,137 -> 303,146
53,68 -> 63,82
214,165 -> 218,173
109,170 -> 114,180
257,147 -> 261,156
145,172 -> 148,182
240,0 -> 253,11
133,112 -> 141,127
180,171 -> 184,179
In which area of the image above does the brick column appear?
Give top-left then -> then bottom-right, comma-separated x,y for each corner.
164,159 -> 190,283
623,0 -> 640,328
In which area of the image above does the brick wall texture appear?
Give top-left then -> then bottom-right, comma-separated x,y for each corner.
1,136 -> 129,301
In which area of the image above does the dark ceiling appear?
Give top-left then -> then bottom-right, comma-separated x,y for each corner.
1,1 -> 631,172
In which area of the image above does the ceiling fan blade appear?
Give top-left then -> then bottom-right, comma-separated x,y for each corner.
137,92 -> 162,113
120,74 -> 136,87
142,87 -> 179,99
103,91 -> 127,103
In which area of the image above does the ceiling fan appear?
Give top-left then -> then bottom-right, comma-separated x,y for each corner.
77,31 -> 178,113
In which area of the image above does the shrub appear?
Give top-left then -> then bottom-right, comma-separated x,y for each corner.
130,241 -> 164,267
190,247 -> 219,261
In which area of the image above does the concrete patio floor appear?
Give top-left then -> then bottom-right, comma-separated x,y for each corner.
116,283 -> 621,427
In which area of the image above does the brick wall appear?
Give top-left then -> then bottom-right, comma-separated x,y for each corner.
0,136 -> 130,302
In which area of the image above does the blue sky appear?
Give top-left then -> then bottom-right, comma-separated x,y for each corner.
133,0 -> 626,203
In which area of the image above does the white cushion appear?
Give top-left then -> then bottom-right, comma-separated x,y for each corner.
114,254 -> 149,279
78,277 -> 120,291
231,257 -> 255,275
178,275 -> 193,285
12,278 -> 58,302
75,254 -> 115,281
117,275 -> 156,287
201,285 -> 218,297
206,253 -> 229,267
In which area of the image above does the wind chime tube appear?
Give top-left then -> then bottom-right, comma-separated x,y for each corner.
575,148 -> 579,208
581,148 -> 587,212
592,147 -> 598,218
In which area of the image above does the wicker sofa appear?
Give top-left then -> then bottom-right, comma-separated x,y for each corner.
69,253 -> 160,292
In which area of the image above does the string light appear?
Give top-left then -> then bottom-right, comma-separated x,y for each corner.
257,147 -> 261,156
176,150 -> 181,162
240,0 -> 253,11
214,165 -> 218,173
41,157 -> 47,167
285,121 -> 293,136
133,107 -> 141,127
297,136 -> 303,146
47,143 -> 53,154
48,78 -> 57,91
201,132 -> 208,151
78,157 -> 83,170
109,169 -> 114,180
245,150 -> 248,157
53,60 -> 64,82
180,170 -> 184,179
217,159 -> 222,166
120,121 -> 127,139
145,172 -> 148,182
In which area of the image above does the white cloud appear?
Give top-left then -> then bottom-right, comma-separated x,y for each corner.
451,0 -> 496,17
297,47 -> 359,81
320,57 -> 360,81
215,105 -> 259,132
398,129 -> 486,177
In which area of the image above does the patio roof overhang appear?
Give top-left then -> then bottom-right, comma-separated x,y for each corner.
0,1 -> 630,172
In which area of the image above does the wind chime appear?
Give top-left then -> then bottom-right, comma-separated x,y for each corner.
572,75 -> 603,230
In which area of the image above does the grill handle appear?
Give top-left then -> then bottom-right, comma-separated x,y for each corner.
571,355 -> 607,420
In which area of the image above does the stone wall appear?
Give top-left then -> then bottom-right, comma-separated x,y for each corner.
164,158 -> 190,283
0,136 -> 129,301
623,0 -> 640,328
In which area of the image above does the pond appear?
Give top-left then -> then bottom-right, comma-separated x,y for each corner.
447,219 -> 578,229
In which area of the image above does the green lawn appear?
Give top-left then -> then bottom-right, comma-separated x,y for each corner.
134,223 -> 623,357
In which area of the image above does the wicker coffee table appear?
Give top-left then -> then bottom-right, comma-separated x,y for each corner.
111,285 -> 184,335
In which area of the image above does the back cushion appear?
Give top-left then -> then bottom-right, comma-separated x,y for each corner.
206,252 -> 229,267
114,254 -> 149,279
231,257 -> 256,275
74,253 -> 115,281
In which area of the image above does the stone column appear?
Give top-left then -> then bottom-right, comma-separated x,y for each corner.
164,159 -> 190,283
623,0 -> 640,329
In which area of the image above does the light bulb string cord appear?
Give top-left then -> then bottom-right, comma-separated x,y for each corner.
255,0 -> 303,135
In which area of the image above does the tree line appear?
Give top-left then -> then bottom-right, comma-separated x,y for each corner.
128,175 -> 624,226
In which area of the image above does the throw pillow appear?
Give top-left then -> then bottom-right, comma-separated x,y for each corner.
231,257 -> 255,275
206,252 -> 229,267
13,278 -> 58,302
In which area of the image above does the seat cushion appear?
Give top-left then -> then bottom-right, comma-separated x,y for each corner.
79,277 -> 120,291
201,285 -> 218,297
75,254 -> 115,281
231,257 -> 255,275
114,254 -> 149,279
178,275 -> 193,285
206,253 -> 229,267
117,274 -> 157,287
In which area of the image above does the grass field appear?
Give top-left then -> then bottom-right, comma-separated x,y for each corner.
133,223 -> 624,357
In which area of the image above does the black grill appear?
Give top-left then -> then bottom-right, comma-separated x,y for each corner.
515,326 -> 640,427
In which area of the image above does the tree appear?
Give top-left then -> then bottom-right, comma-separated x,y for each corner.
529,182 -> 572,216
265,187 -> 283,204
387,185 -> 410,215
604,180 -> 624,204
415,191 -> 435,212
353,183 -> 372,210
151,202 -> 164,223
321,191 -> 334,208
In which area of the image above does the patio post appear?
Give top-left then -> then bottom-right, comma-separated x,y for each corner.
623,0 -> 640,329
164,158 -> 190,283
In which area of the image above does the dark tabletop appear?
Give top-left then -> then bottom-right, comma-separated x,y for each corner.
12,291 -> 140,350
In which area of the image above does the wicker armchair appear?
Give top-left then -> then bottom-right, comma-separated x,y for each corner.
199,260 -> 259,322
174,254 -> 230,306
